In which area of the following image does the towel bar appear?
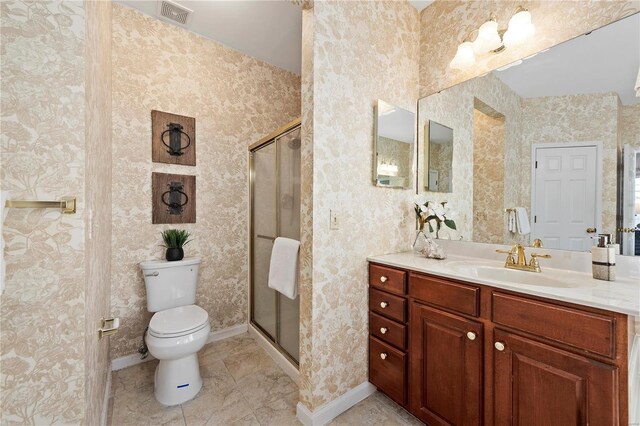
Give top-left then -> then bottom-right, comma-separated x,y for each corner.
504,208 -> 516,213
4,196 -> 76,214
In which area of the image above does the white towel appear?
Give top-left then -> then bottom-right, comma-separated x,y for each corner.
515,207 -> 531,235
268,237 -> 300,300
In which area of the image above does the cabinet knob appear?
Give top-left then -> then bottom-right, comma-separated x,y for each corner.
494,341 -> 505,351
380,327 -> 388,334
380,301 -> 388,309
466,331 -> 476,341
380,353 -> 388,360
380,276 -> 388,283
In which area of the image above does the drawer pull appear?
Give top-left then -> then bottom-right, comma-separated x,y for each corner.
380,275 -> 388,283
380,327 -> 388,334
466,331 -> 476,341
380,301 -> 389,309
380,352 -> 388,360
494,341 -> 505,351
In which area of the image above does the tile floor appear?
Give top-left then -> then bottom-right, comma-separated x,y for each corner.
107,333 -> 421,426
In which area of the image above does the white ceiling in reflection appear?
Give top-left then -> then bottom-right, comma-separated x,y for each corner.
495,13 -> 640,105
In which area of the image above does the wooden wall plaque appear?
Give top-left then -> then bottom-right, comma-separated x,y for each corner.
151,110 -> 196,166
152,172 -> 196,224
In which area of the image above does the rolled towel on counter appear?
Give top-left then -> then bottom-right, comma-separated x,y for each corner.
268,237 -> 300,300
515,207 -> 530,235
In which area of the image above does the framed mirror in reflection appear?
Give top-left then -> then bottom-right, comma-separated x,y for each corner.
416,12 -> 640,256
424,121 -> 453,192
374,100 -> 415,189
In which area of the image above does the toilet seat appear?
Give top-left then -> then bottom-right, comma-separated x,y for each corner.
149,305 -> 209,338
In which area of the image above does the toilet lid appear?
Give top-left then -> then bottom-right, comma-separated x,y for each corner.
149,305 -> 209,337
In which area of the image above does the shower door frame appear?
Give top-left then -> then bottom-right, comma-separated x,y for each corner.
248,118 -> 301,367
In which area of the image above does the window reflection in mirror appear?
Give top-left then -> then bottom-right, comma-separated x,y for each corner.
374,100 -> 415,189
425,121 -> 453,193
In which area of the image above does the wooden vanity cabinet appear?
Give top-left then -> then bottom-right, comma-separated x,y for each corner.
368,262 -> 629,426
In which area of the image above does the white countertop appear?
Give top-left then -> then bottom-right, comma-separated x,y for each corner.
367,251 -> 640,316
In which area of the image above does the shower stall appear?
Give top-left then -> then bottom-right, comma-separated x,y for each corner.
249,119 -> 301,365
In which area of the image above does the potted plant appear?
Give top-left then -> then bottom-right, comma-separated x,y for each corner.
161,229 -> 192,261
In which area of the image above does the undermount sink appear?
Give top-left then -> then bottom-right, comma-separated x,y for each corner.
446,261 -> 596,288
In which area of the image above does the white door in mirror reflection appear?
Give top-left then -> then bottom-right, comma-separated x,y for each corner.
532,144 -> 599,251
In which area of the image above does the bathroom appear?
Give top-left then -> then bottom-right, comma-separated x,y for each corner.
1,0 -> 639,425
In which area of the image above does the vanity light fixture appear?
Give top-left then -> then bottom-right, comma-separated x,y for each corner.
378,161 -> 399,177
450,6 -> 535,70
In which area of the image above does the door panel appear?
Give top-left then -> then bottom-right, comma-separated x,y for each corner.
533,145 -> 597,251
493,329 -> 618,426
410,302 -> 483,426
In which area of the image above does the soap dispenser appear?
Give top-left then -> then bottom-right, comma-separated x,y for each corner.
592,234 -> 616,281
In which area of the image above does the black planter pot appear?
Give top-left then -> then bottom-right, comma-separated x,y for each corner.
165,247 -> 184,261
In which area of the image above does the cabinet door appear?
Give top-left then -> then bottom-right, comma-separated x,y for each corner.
410,302 -> 483,425
493,329 -> 619,426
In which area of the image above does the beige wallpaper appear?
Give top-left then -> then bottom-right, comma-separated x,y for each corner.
1,1 -> 87,423
621,104 -> 640,150
110,5 -> 301,359
473,108 -> 505,244
419,0 -> 640,98
299,0 -> 419,411
84,1 -> 112,424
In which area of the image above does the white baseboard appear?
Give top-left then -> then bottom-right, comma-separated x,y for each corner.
296,381 -> 377,426
248,324 -> 299,386
207,323 -> 248,344
111,323 -> 248,371
100,367 -> 112,426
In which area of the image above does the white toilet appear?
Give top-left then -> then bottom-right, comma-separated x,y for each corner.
140,257 -> 210,406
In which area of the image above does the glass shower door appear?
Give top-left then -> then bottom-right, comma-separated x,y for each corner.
250,124 -> 300,364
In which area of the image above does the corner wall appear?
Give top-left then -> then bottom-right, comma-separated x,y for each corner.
299,0 -> 419,410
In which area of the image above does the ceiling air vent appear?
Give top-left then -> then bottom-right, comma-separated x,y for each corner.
157,0 -> 193,27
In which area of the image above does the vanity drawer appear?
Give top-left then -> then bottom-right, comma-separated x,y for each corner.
409,273 -> 479,317
370,288 -> 407,323
492,292 -> 616,358
369,336 -> 407,406
369,264 -> 406,296
370,312 -> 406,350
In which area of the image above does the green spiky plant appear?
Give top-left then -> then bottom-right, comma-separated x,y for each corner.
161,229 -> 192,249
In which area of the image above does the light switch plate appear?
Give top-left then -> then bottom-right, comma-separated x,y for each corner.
330,210 -> 339,230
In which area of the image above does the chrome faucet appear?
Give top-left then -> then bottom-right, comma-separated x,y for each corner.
496,243 -> 551,273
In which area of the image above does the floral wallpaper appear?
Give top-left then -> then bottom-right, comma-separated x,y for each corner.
299,0 -> 419,411
621,104 -> 640,150
110,5 -> 300,359
419,0 -> 640,98
84,1 -> 112,425
473,108 -> 505,244
1,0 -> 87,423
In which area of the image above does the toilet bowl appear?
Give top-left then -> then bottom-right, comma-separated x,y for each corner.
146,305 -> 210,405
140,257 -> 209,406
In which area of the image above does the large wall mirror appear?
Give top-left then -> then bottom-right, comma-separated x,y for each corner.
374,100 -> 415,189
417,12 -> 640,256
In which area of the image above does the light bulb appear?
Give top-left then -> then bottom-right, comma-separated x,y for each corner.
503,9 -> 535,48
450,41 -> 476,70
473,20 -> 502,54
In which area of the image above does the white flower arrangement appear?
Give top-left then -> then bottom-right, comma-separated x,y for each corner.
413,195 -> 457,235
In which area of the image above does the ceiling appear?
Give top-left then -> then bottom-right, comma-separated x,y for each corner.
495,13 -> 640,105
115,0 -> 303,75
115,1 -> 435,76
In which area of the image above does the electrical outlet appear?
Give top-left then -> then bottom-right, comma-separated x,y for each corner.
330,210 -> 339,230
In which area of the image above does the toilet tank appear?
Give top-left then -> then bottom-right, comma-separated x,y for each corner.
139,257 -> 201,312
